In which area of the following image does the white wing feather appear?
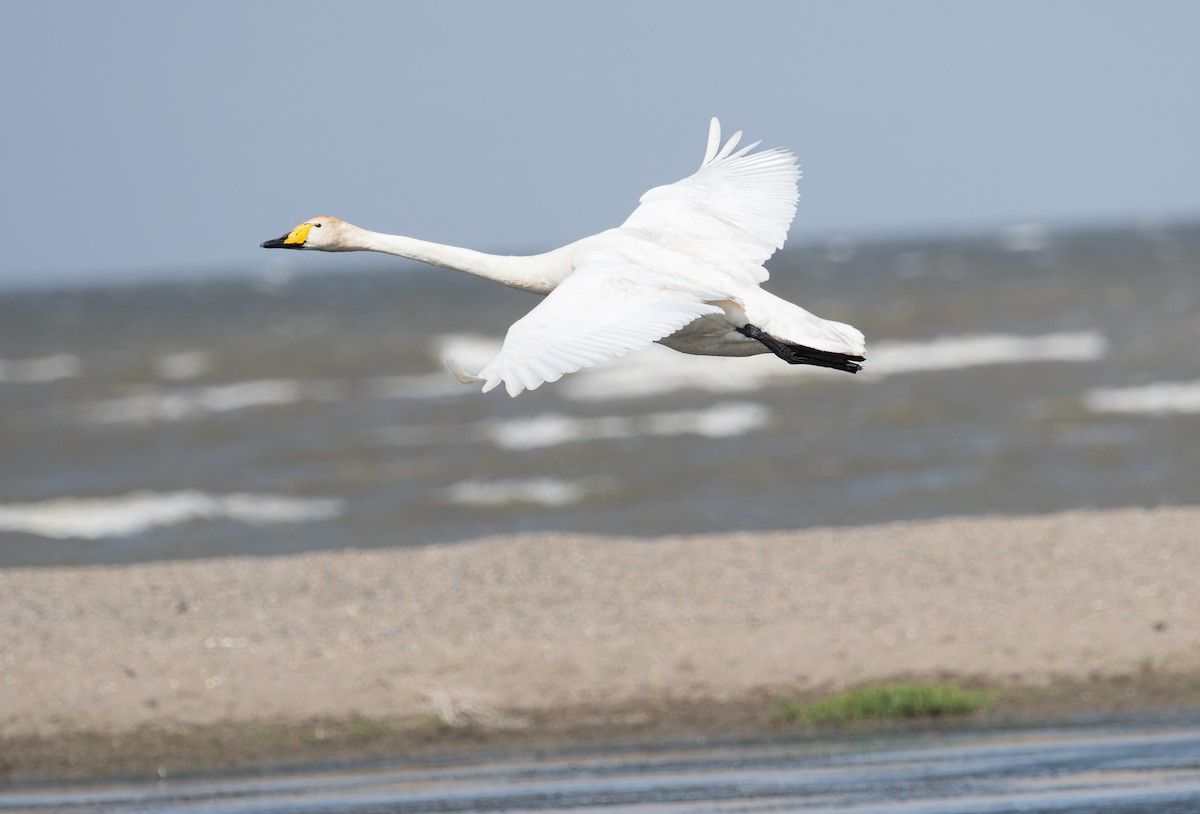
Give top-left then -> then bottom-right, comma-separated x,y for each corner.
449,262 -> 725,397
619,118 -> 801,284
444,119 -> 828,397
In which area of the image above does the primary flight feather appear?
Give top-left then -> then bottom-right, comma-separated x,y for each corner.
262,119 -> 865,397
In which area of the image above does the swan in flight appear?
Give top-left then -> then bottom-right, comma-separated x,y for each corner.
262,119 -> 865,396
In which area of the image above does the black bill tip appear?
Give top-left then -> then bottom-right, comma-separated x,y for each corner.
260,235 -> 296,249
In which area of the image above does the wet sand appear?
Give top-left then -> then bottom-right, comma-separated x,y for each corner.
2,507 -> 1199,776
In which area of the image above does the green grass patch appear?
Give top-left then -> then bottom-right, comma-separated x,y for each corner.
349,718 -> 391,739
777,683 -> 992,725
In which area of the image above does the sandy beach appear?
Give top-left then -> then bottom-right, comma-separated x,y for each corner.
3,506 -> 1199,776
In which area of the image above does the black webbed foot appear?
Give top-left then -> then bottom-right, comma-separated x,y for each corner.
737,324 -> 865,374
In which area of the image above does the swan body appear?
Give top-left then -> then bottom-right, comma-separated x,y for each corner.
262,119 -> 865,396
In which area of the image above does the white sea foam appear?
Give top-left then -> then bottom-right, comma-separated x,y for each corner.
864,331 -> 1108,377
0,491 -> 344,539
1083,379 -> 1200,416
154,350 -> 213,381
485,402 -> 770,450
561,331 -> 1107,400
443,478 -> 603,507
80,379 -> 346,424
426,330 -> 1106,401
0,354 -> 81,383
379,402 -> 769,450
366,373 -> 473,400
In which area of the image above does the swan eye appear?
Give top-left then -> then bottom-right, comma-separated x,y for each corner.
312,223 -> 322,228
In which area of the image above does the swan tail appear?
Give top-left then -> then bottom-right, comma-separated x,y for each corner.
742,288 -> 866,359
813,318 -> 867,358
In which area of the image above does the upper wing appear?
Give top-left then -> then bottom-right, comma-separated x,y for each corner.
445,262 -> 725,397
618,118 -> 801,284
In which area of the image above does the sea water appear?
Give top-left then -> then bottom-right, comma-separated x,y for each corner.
2,222 -> 1197,566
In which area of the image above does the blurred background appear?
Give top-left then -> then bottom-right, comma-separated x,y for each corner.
1,0 -> 1197,565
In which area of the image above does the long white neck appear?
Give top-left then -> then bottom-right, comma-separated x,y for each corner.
345,225 -> 572,295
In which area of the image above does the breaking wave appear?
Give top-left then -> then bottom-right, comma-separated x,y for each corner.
1084,379 -> 1200,416
442,478 -> 606,507
0,354 -> 80,383
0,491 -> 345,539
80,379 -> 346,424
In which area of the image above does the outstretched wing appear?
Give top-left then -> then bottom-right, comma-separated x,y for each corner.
445,262 -> 725,397
619,118 -> 801,284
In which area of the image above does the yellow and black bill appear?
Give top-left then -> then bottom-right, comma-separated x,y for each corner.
260,223 -> 312,249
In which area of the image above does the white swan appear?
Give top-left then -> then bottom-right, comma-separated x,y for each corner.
262,119 -> 865,397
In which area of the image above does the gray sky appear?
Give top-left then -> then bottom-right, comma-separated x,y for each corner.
2,1 -> 1198,287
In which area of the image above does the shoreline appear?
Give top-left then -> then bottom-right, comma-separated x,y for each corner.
5,672 -> 1200,784
3,506 -> 1199,782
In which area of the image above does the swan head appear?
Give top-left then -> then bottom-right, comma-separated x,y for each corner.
261,216 -> 348,251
